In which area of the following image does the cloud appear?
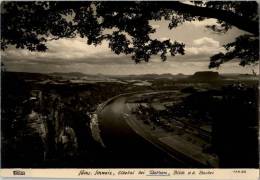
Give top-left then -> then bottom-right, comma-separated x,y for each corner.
46,37 -> 114,59
2,37 -> 119,62
190,18 -> 218,27
193,37 -> 220,47
2,26 -> 252,75
186,37 -> 224,55
2,36 -> 225,71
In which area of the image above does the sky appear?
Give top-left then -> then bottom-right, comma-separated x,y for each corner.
2,18 -> 259,75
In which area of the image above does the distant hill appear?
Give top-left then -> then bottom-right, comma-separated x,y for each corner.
112,73 -> 187,80
190,71 -> 220,81
49,72 -> 87,77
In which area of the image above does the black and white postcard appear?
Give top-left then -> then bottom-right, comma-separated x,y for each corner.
1,1 -> 259,179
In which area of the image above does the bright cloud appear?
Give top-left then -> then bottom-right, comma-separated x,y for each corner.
2,37 -> 118,61
193,37 -> 220,47
186,37 -> 224,55
191,18 -> 218,27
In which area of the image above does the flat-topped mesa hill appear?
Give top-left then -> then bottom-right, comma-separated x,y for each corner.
190,71 -> 220,81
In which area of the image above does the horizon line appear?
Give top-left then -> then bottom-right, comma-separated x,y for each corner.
3,70 -> 259,76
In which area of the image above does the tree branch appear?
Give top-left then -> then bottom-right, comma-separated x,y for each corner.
162,1 -> 258,35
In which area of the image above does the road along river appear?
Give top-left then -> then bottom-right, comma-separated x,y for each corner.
95,92 -> 211,168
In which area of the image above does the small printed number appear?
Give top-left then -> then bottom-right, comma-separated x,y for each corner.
233,170 -> 246,174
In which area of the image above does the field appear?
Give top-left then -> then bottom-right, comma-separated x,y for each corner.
1,71 -> 258,168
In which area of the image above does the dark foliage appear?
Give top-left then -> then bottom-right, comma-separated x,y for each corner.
210,35 -> 259,68
1,1 -> 258,66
